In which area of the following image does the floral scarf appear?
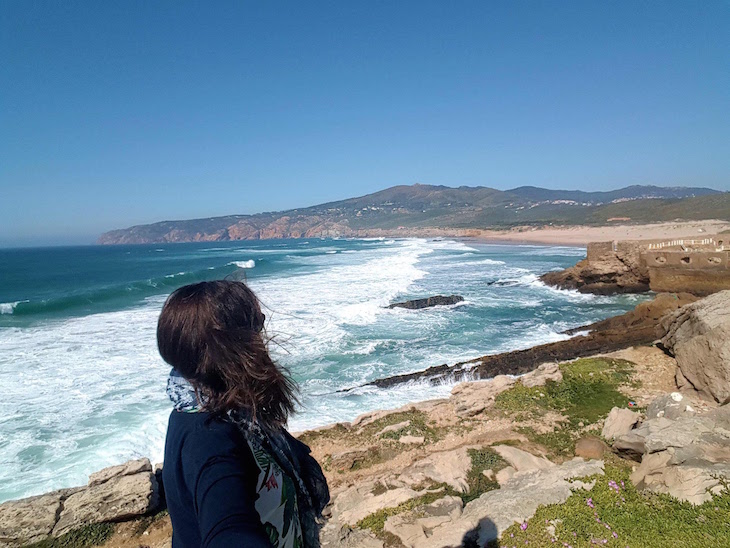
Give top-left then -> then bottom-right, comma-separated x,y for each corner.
166,369 -> 329,547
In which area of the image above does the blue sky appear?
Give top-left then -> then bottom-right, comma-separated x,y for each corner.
1,1 -> 728,246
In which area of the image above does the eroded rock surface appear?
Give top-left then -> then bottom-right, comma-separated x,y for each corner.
613,397 -> 730,505
0,458 -> 159,546
659,290 -> 730,404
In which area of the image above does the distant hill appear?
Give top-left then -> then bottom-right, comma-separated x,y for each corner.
98,184 -> 727,244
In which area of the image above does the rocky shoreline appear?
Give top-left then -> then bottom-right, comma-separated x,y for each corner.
2,290 -> 729,547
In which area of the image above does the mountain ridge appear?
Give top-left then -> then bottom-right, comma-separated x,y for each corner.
98,184 -> 727,244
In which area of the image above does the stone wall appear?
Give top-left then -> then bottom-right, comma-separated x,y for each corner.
586,241 -> 615,261
644,250 -> 730,296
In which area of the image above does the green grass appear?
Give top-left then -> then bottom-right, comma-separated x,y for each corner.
356,489 -> 452,534
499,463 -> 730,547
24,523 -> 114,548
494,358 -> 634,457
364,409 -> 444,443
462,448 -> 508,504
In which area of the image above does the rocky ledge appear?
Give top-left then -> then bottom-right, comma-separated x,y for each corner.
357,292 -> 697,390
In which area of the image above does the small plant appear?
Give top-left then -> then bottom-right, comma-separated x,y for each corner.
499,462 -> 730,547
25,523 -> 114,548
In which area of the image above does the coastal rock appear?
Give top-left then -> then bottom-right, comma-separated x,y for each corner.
364,293 -> 695,391
52,459 -> 159,537
492,445 -> 555,472
398,447 -> 472,493
330,447 -> 380,471
646,392 -> 695,420
0,489 -> 80,547
521,362 -> 563,388
613,398 -> 730,504
388,295 -> 464,310
539,241 -> 649,295
320,523 -> 384,548
421,458 -> 605,547
574,437 -> 609,459
330,483 -> 426,526
658,290 -> 730,404
88,458 -> 152,487
450,375 -> 515,417
383,496 -> 463,548
601,407 -> 641,441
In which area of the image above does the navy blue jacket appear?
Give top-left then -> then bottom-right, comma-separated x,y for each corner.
163,410 -> 273,547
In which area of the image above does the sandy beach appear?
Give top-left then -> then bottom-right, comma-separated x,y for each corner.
465,220 -> 730,246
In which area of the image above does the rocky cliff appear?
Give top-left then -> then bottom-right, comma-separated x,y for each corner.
97,184 -> 727,245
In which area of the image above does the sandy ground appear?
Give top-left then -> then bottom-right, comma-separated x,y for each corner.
468,220 -> 730,246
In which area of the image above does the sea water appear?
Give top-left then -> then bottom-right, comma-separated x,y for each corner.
0,238 -> 646,502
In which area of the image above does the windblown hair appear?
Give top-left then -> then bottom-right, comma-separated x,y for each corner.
157,280 -> 297,427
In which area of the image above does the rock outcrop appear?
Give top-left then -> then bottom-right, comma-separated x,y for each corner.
388,295 -> 464,310
540,241 -> 649,294
0,458 -> 159,546
613,397 -> 730,505
383,458 -> 605,548
361,293 -> 695,390
601,407 -> 641,441
658,290 -> 730,404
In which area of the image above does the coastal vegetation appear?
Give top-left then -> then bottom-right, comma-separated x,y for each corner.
97,184 -> 728,244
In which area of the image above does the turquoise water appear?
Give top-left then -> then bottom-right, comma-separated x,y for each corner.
0,238 -> 646,501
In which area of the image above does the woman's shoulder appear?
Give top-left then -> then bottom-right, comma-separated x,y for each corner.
168,411 -> 247,459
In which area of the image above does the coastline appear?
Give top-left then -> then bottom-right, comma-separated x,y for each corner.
382,219 -> 730,247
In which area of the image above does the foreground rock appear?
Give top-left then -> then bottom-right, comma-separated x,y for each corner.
0,458 -> 159,546
385,459 -> 605,548
613,397 -> 730,505
388,295 -> 464,310
658,290 -> 730,404
361,293 -> 695,389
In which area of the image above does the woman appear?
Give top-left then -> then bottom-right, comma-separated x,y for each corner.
159,280 -> 329,548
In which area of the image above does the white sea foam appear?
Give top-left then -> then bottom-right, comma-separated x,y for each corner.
0,298 -> 169,501
0,301 -> 25,315
164,271 -> 187,278
0,238 -> 641,502
229,260 -> 256,269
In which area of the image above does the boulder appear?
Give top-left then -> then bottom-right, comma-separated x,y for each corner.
450,375 -> 515,417
398,447 -> 472,493
614,401 -> 730,505
646,392 -> 696,420
601,407 -> 641,441
0,489 -> 79,547
330,482 -> 427,526
383,496 -> 463,548
659,290 -> 730,404
574,437 -> 609,459
53,459 -> 159,536
492,446 -> 555,472
521,362 -> 563,388
421,458 -> 605,547
388,295 -> 464,310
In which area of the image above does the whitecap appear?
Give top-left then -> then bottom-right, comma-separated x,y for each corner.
0,301 -> 27,315
228,260 -> 256,269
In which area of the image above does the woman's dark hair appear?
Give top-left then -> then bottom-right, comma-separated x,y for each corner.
157,280 -> 297,427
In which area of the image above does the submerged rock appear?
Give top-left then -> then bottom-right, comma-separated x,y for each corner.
361,293 -> 694,390
388,295 -> 464,310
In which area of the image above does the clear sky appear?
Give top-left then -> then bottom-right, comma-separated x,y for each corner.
1,1 -> 728,246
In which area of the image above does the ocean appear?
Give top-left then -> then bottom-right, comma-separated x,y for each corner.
0,238 -> 647,502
